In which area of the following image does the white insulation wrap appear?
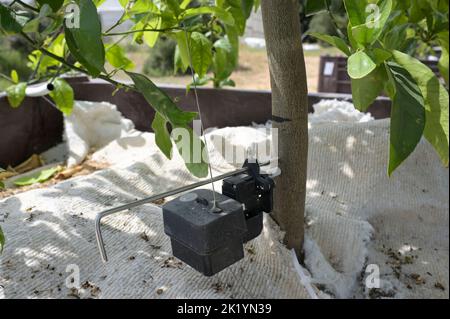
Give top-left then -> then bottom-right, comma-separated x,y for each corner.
0,100 -> 448,299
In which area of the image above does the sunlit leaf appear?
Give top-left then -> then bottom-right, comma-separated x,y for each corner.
221,0 -> 246,35
175,31 -> 191,71
348,50 -> 377,79
393,50 -> 449,166
49,78 -> 74,115
213,37 -> 236,81
190,32 -> 213,78
106,44 -> 135,70
14,166 -> 60,186
10,70 -> 19,84
437,31 -> 449,85
6,83 -> 27,108
181,6 -> 235,25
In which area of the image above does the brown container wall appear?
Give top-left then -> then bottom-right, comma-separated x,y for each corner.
318,55 -> 440,95
0,82 -> 391,168
0,97 -> 64,168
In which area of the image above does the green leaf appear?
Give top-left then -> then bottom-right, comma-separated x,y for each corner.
166,0 -> 182,16
439,49 -> 449,86
174,45 -> 188,73
254,0 -> 261,11
49,79 -> 74,115
127,72 -> 208,178
222,0 -> 246,35
347,22 -> 362,50
219,78 -> 236,87
143,16 -> 162,48
308,32 -> 351,56
118,0 -> 129,8
64,0 -> 105,77
152,112 -> 173,159
14,167 -> 59,186
181,6 -> 235,25
106,44 -> 135,70
180,0 -> 193,9
187,75 -> 212,92
190,32 -> 213,78
10,70 -> 19,84
93,0 -> 107,7
128,0 -> 159,16
369,48 -> 392,65
241,0 -> 254,19
213,37 -> 236,81
392,50 -> 449,166
127,72 -> 197,126
6,83 -> 27,108
0,3 -> 22,34
383,24 -> 409,50
437,31 -> 449,85
344,0 -> 369,26
36,0 -> 64,12
386,62 -> 426,175
225,24 -> 239,56
348,50 -> 377,79
23,17 -> 41,33
351,65 -> 387,112
0,226 -> 5,254
350,0 -> 393,45
175,31 -> 191,71
305,0 -> 327,16
409,0 -> 426,22
173,126 -> 209,178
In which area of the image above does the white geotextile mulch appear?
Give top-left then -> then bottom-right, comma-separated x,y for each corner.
0,100 -> 448,299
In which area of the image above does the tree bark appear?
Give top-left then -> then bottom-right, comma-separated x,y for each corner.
261,0 -> 309,255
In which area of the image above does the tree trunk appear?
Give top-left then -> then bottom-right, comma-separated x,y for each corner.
261,0 -> 309,255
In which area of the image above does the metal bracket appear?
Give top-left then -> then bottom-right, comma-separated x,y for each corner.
94,163 -> 272,262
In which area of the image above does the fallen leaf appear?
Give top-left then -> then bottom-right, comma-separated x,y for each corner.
14,154 -> 43,174
14,166 -> 61,186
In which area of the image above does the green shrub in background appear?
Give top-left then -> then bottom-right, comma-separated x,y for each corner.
0,37 -> 32,90
308,12 -> 347,38
143,38 -> 179,77
300,0 -> 348,42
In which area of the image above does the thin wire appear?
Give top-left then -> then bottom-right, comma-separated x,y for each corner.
182,26 -> 218,209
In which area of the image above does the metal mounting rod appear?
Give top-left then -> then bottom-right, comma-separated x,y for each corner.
95,166 -> 258,262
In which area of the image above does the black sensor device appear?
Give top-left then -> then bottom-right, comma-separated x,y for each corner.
162,161 -> 274,276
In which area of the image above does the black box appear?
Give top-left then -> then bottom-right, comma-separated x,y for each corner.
163,189 -> 247,276
222,174 -> 264,242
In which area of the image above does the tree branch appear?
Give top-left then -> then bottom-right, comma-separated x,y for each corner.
103,27 -> 180,37
19,31 -> 136,92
